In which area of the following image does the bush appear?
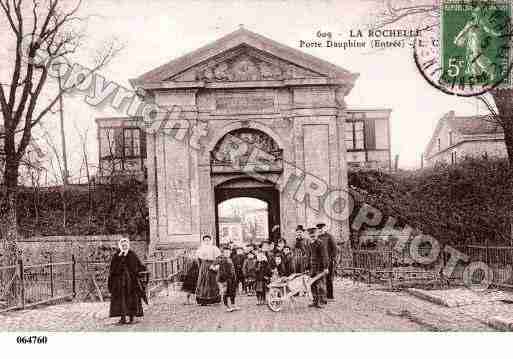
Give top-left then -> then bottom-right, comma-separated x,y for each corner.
349,158 -> 512,247
13,179 -> 149,237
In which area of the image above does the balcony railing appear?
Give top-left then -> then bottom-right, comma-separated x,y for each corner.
211,149 -> 283,174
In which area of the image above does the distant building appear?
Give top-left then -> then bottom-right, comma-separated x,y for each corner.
344,109 -> 392,171
95,117 -> 147,183
218,216 -> 243,245
242,207 -> 268,242
424,111 -> 506,166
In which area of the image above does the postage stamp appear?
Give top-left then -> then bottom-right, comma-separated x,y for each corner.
415,0 -> 513,96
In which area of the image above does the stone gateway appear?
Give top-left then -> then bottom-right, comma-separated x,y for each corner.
99,28 -> 391,252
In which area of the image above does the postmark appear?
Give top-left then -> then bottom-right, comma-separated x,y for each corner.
414,0 -> 512,97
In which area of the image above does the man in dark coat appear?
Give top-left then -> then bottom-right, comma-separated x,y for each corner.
293,225 -> 310,273
317,223 -> 338,301
231,246 -> 246,294
308,227 -> 329,308
108,238 -> 147,324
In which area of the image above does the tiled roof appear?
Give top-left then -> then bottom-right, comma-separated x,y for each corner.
447,115 -> 503,136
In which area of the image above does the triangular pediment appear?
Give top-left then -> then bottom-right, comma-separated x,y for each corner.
130,28 -> 358,87
168,45 -> 325,82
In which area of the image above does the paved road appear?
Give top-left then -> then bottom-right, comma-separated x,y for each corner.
0,279 -> 497,331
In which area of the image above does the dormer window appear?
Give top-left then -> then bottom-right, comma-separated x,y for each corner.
448,131 -> 453,146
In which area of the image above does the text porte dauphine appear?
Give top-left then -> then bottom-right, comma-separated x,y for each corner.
299,28 -> 422,50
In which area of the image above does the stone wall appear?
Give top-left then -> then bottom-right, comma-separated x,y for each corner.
18,234 -> 149,264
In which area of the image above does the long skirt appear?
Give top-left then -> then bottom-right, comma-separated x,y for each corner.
195,260 -> 221,305
109,269 -> 143,318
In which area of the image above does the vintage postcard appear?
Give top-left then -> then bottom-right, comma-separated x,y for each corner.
1,0 -> 513,355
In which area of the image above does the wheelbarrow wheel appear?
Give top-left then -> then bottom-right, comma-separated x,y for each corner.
267,287 -> 284,312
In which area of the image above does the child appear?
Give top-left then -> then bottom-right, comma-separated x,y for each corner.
181,254 -> 199,305
263,241 -> 276,268
242,251 -> 257,295
276,239 -> 286,256
282,246 -> 294,276
255,249 -> 272,305
232,246 -> 246,294
217,246 -> 239,312
273,255 -> 287,277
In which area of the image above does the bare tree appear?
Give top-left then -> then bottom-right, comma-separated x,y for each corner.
74,121 -> 96,228
39,122 -> 68,230
0,0 -> 122,265
369,0 -> 513,164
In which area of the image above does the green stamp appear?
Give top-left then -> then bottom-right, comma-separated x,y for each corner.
440,0 -> 511,93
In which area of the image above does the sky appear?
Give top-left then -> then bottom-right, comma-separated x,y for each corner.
1,0 -> 490,182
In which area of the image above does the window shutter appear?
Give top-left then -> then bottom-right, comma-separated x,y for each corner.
364,118 -> 376,150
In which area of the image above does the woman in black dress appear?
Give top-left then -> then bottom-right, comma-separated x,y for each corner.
108,237 -> 147,324
195,235 -> 222,305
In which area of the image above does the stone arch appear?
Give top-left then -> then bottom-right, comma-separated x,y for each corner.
206,120 -> 286,154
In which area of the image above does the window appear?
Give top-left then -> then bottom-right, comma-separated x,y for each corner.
344,121 -> 364,150
451,151 -> 457,164
100,127 -> 146,159
123,128 -> 140,158
448,131 -> 453,146
437,138 -> 441,152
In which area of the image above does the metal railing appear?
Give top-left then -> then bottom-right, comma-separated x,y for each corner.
343,244 -> 513,289
460,245 -> 513,287
0,251 -> 192,313
0,263 -> 19,312
0,257 -> 76,313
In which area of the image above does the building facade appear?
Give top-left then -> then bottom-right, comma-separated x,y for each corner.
95,117 -> 147,183
97,28 -> 391,251
218,216 -> 243,245
344,108 -> 392,170
424,111 -> 506,166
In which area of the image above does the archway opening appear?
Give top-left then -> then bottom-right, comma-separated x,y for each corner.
217,197 -> 269,247
214,179 -> 281,247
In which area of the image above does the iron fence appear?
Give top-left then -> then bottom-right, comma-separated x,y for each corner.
0,264 -> 19,312
343,244 -> 513,289
460,245 -> 513,288
142,251 -> 192,295
0,251 -> 192,313
0,257 -> 76,313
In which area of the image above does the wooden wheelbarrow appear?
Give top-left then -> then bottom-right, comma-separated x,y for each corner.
266,271 -> 327,312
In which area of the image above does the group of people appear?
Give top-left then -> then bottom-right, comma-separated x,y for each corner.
106,223 -> 339,324
182,223 -> 338,311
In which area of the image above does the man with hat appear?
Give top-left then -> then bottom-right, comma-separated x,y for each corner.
294,225 -> 310,273
316,223 -> 338,301
307,227 -> 329,309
